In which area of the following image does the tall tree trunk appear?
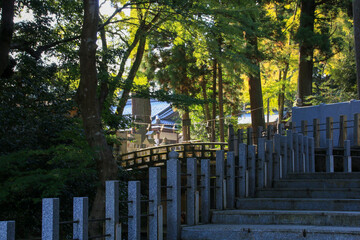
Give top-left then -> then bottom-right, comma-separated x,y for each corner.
353,0 -> 360,99
201,77 -> 212,141
77,0 -> 118,235
132,94 -> 151,144
0,0 -> 15,77
218,62 -> 225,142
217,37 -> 225,143
246,35 -> 265,131
182,107 -> 191,142
211,59 -> 217,142
297,0 -> 315,106
278,63 -> 289,124
277,70 -> 283,124
248,74 -> 265,131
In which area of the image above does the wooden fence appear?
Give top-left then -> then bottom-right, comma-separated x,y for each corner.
230,113 -> 360,149
117,142 -> 227,169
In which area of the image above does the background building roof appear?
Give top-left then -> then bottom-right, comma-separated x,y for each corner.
238,111 -> 282,125
122,99 -> 171,116
121,98 -> 179,126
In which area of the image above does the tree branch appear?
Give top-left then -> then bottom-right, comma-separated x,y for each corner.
98,1 -> 158,30
98,2 -> 131,30
9,0 -> 163,61
0,0 -> 15,77
11,35 -> 80,60
98,27 -> 110,112
117,34 -> 147,115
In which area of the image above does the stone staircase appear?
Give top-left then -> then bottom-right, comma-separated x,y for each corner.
181,172 -> 360,240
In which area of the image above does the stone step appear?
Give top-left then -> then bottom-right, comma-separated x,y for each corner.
211,210 -> 360,227
255,188 -> 360,199
286,172 -> 360,179
181,224 -> 360,240
273,179 -> 360,189
236,198 -> 360,211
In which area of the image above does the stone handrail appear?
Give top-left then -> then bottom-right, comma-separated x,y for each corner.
3,126 -> 357,240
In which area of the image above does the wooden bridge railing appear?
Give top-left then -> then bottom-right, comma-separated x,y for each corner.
117,142 -> 228,169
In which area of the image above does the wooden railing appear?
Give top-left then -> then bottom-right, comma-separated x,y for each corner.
117,142 -> 228,169
228,113 -> 360,149
294,114 -> 360,148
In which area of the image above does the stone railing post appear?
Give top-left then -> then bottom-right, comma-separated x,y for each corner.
273,134 -> 281,181
128,181 -> 140,240
234,132 -> 239,158
286,130 -> 294,173
200,159 -> 210,223
238,129 -> 244,144
303,136 -> 309,173
309,137 -> 315,173
248,145 -> 256,197
265,140 -> 273,188
293,133 -> 299,173
186,158 -> 197,225
257,126 -> 264,139
344,140 -> 352,173
238,144 -> 247,198
354,113 -> 360,147
339,115 -> 347,147
228,124 -> 235,152
195,192 -> 199,225
0,221 -> 15,240
257,138 -> 265,188
149,167 -> 161,240
73,197 -> 88,240
226,152 -> 235,209
216,150 -> 225,210
267,125 -> 274,140
167,152 -> 180,240
280,135 -> 288,178
157,206 -> 163,240
247,128 -> 253,145
298,134 -> 304,173
42,198 -> 59,240
105,181 -> 119,240
326,139 -> 334,173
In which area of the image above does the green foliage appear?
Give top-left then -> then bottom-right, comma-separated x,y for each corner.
1,0 -> 359,236
190,103 -> 239,142
0,125 -> 97,238
0,57 -> 75,153
306,8 -> 357,105
0,25 -> 96,237
307,63 -> 357,105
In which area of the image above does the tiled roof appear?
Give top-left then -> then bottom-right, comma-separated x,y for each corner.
151,99 -> 171,117
121,99 -> 173,119
151,119 -> 176,125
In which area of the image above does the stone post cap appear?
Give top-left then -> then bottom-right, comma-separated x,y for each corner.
169,151 -> 179,159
